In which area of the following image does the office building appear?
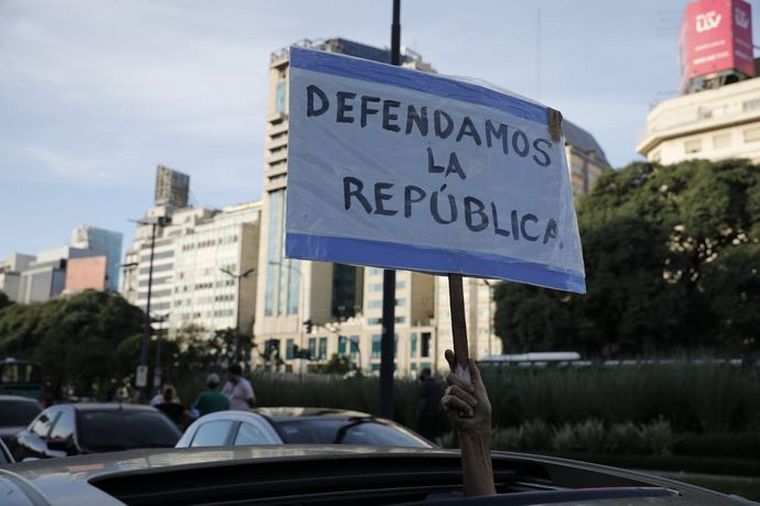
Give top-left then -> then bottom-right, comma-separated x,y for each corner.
70,225 -> 123,291
0,253 -> 35,302
638,0 -> 760,164
255,38 -> 436,375
122,166 -> 260,335
65,256 -> 108,292
564,121 -> 611,195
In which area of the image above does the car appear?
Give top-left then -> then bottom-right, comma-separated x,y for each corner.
0,437 -> 13,464
0,445 -> 753,504
176,407 -> 434,449
12,403 -> 182,461
0,395 -> 42,449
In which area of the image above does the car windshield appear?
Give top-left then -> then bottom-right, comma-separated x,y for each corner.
273,418 -> 431,447
0,400 -> 41,426
77,410 -> 181,452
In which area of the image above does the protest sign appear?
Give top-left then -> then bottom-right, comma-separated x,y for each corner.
285,47 -> 585,294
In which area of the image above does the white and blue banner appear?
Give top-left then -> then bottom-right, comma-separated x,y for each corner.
285,47 -> 586,293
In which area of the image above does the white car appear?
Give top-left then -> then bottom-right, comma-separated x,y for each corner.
176,407 -> 434,448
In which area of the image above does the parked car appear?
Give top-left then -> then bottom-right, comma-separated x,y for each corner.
176,407 -> 434,448
0,395 -> 42,449
0,445 -> 752,504
13,403 -> 181,461
0,437 -> 13,464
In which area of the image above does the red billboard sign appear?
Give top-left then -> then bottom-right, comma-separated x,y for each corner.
679,0 -> 754,90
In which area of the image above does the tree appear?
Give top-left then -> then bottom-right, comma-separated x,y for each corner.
494,159 -> 760,357
0,291 -> 11,310
0,290 -> 145,396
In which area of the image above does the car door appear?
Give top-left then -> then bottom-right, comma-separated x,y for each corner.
14,408 -> 60,460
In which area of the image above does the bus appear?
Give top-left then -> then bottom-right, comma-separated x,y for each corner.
0,358 -> 45,402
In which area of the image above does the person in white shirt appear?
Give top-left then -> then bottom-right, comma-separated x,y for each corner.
222,364 -> 255,410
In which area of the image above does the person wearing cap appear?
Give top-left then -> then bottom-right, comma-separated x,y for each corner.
222,364 -> 256,410
192,372 -> 231,417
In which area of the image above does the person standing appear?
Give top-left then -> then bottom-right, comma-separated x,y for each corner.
155,385 -> 187,428
417,367 -> 444,441
192,373 -> 230,416
222,364 -> 255,410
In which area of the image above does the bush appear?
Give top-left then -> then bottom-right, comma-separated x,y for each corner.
640,417 -> 673,456
605,422 -> 646,455
519,419 -> 552,452
552,424 -> 577,453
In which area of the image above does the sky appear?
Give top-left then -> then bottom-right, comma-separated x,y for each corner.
0,0 -> 727,259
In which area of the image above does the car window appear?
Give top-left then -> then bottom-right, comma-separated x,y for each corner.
0,400 -> 42,427
49,409 -> 75,442
30,410 -> 56,439
190,420 -> 235,447
233,422 -> 271,445
274,419 -> 430,447
77,410 -> 181,452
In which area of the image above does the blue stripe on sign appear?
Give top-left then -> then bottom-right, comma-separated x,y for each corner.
290,47 -> 547,125
286,232 -> 586,294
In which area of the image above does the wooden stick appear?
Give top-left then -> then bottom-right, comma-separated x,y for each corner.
448,273 -> 470,379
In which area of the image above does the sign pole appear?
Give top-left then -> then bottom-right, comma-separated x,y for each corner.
447,274 -> 470,377
379,0 -> 401,420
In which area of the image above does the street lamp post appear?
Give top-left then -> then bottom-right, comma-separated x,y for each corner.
131,216 -> 167,402
219,267 -> 256,364
152,313 -> 170,393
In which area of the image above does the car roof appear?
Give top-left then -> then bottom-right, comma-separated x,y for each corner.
255,407 -> 373,420
54,402 -> 159,412
0,447 -> 733,505
0,395 -> 41,404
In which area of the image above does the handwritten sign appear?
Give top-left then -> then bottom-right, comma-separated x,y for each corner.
285,47 -> 585,293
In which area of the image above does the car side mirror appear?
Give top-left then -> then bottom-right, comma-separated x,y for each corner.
47,437 -> 73,453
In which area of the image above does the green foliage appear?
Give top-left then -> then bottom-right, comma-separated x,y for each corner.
640,417 -> 673,456
494,160 -> 760,357
0,290 -> 144,396
0,291 -> 11,310
606,422 -> 646,454
308,354 -> 353,375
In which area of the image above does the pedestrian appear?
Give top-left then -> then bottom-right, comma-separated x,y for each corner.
192,373 -> 230,417
417,367 -> 444,441
155,385 -> 187,428
222,364 -> 256,410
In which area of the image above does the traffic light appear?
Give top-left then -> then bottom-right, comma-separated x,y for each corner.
304,319 -> 313,334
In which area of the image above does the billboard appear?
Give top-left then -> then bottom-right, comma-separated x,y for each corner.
285,48 -> 585,293
680,0 -> 754,91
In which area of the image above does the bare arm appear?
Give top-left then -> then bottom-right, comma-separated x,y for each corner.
441,349 -> 496,497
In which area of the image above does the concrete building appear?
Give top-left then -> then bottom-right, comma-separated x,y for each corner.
0,253 -> 35,301
564,120 -> 611,195
16,246 -> 93,303
638,77 -> 760,164
255,38 -> 436,376
122,166 -> 261,335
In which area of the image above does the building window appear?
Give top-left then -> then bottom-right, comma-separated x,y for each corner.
338,336 -> 347,355
275,79 -> 287,114
350,335 -> 360,357
421,332 -> 431,358
684,139 -> 701,154
318,337 -> 327,359
411,333 -> 417,357
744,127 -> 760,143
286,338 -> 295,360
713,133 -> 731,149
308,338 -> 317,358
743,98 -> 760,112
371,334 -> 381,359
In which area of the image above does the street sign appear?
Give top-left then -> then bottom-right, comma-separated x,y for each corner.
135,365 -> 148,388
286,47 -> 585,294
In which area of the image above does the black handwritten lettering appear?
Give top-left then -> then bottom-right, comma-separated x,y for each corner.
374,182 -> 398,216
427,148 -> 445,174
464,196 -> 488,232
434,110 -> 454,138
512,130 -> 529,157
485,120 -> 509,154
306,85 -> 329,117
406,105 -> 428,135
456,116 -> 483,146
543,219 -> 558,244
520,213 -> 539,241
430,184 -> 457,224
491,203 -> 510,237
336,91 -> 356,123
404,185 -> 426,217
532,138 -> 552,167
360,96 -> 381,127
343,177 -> 372,213
382,100 -> 401,132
